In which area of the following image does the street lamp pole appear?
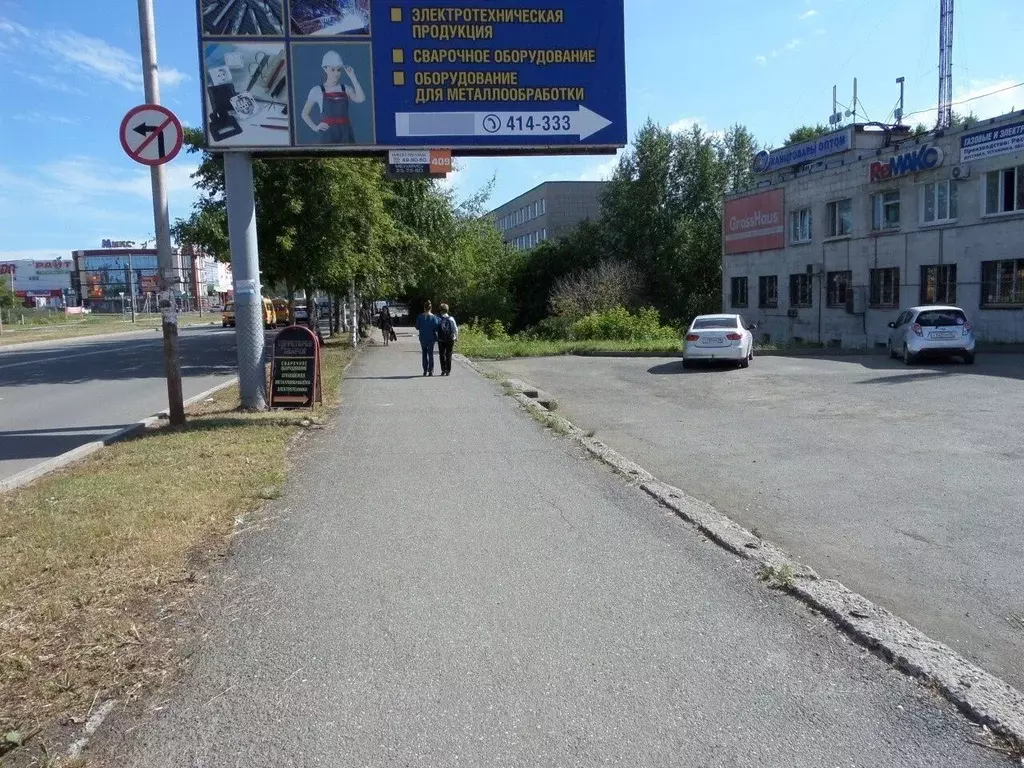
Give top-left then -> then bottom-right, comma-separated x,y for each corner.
136,0 -> 184,424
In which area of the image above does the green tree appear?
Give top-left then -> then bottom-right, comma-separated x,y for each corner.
0,275 -> 16,309
785,124 -> 831,145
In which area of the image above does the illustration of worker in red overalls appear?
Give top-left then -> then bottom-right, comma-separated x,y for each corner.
300,50 -> 366,144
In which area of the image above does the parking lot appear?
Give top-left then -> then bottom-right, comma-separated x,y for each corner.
489,352 -> 1024,691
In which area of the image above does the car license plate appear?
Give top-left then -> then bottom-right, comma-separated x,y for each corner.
930,332 -> 955,339
701,338 -> 724,346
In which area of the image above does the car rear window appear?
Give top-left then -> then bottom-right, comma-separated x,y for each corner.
916,309 -> 966,327
692,317 -> 738,329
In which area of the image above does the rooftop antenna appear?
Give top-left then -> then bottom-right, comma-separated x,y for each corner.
938,0 -> 954,129
895,77 -> 905,124
828,85 -> 843,127
845,78 -> 858,124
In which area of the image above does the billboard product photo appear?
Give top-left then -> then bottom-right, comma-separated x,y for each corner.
291,0 -> 371,36
292,42 -> 375,146
201,0 -> 286,36
204,42 -> 290,147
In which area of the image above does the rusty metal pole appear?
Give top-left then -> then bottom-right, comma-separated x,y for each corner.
137,0 -> 185,425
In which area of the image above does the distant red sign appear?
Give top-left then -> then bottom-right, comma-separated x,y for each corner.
723,189 -> 785,255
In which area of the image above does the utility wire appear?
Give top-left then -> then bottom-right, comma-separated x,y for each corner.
899,81 -> 1024,121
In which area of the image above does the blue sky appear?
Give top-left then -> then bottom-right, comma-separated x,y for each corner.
0,0 -> 1021,259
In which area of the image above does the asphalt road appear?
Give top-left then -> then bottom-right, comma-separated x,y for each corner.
489,352 -> 1024,693
0,326 -> 239,483
100,336 -> 1004,767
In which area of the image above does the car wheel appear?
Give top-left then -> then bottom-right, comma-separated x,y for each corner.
682,359 -> 693,370
902,344 -> 915,366
963,352 -> 976,365
739,355 -> 750,369
888,341 -> 897,359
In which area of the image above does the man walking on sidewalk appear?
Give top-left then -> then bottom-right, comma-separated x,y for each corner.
415,300 -> 440,376
437,303 -> 458,376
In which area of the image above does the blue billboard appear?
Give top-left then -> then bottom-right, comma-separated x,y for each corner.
196,0 -> 626,154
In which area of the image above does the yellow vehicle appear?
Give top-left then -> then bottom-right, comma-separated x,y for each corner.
222,298 -> 276,328
271,298 -> 290,326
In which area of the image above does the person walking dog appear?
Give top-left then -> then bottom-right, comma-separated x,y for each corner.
415,300 -> 440,376
436,303 -> 458,376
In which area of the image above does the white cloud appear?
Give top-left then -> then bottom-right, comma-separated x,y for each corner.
798,9 -> 818,19
785,38 -> 802,51
954,78 -> 1023,120
754,55 -> 767,67
12,111 -> 77,125
5,20 -> 187,93
813,28 -> 826,35
42,30 -> 188,91
578,154 -> 620,182
756,38 -> 802,66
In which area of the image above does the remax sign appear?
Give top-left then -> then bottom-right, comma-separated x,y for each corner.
869,145 -> 944,183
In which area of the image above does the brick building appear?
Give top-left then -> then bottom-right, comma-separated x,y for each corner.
489,181 -> 607,251
722,111 -> 1024,347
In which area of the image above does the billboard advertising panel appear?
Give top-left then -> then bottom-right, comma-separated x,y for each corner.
197,0 -> 627,154
723,189 -> 785,255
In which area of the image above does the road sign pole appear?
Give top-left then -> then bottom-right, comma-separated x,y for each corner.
136,0 -> 185,425
224,152 -> 267,410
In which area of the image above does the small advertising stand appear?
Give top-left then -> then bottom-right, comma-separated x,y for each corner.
269,325 -> 322,410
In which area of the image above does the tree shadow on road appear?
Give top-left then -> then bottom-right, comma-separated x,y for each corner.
0,425 -> 135,464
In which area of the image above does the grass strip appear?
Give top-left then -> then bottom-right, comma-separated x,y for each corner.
0,314 -> 218,348
457,337 -> 683,360
0,337 -> 355,755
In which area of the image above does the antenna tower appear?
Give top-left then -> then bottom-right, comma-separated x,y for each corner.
937,0 -> 954,129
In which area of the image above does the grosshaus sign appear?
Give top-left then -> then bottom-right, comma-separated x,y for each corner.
269,325 -> 322,409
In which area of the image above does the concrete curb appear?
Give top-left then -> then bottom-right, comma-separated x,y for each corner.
462,354 -> 1024,749
572,345 -> 1024,360
0,377 -> 239,495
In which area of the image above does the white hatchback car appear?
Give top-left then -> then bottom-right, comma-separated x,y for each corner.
887,305 -> 976,365
682,314 -> 755,369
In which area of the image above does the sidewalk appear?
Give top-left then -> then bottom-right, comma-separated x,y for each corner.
102,330 -> 1003,767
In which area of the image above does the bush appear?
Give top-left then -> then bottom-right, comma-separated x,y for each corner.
548,260 -> 645,319
524,315 -> 574,340
485,319 -> 510,341
569,306 -> 678,342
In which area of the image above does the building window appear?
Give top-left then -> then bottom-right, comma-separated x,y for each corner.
871,190 -> 900,230
789,273 -> 812,308
730,277 -> 748,308
981,259 -> 1024,306
985,165 -> 1024,215
826,198 -> 853,237
541,198 -> 546,215
869,267 -> 900,308
922,180 -> 958,223
790,208 -> 812,243
758,275 -> 778,308
541,228 -> 547,240
920,264 -> 957,305
826,270 -> 852,307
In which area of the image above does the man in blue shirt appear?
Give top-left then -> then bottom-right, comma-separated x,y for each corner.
415,300 -> 441,376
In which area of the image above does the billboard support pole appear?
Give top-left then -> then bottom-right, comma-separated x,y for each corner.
128,251 -> 137,323
137,0 -> 185,425
224,151 -> 267,411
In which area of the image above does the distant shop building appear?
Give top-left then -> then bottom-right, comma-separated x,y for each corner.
722,111 -> 1024,347
0,257 -> 74,306
71,242 -> 230,312
488,181 -> 608,251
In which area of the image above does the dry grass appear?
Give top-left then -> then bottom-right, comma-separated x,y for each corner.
0,338 -> 354,759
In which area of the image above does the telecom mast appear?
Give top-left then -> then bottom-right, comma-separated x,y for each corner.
937,0 -> 954,129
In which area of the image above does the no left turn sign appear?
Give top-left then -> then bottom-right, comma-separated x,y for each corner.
119,104 -> 183,167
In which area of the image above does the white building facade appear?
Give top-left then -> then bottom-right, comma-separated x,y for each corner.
722,111 -> 1024,348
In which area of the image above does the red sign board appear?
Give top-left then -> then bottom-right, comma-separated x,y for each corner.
723,189 -> 785,255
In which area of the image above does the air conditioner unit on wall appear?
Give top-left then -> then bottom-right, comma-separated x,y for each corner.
952,164 -> 971,180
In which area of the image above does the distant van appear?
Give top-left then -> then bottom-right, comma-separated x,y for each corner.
222,298 -> 276,328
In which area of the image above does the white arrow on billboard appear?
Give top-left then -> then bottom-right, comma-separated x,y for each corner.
395,105 -> 612,141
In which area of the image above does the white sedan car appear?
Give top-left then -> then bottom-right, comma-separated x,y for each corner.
682,314 -> 755,369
